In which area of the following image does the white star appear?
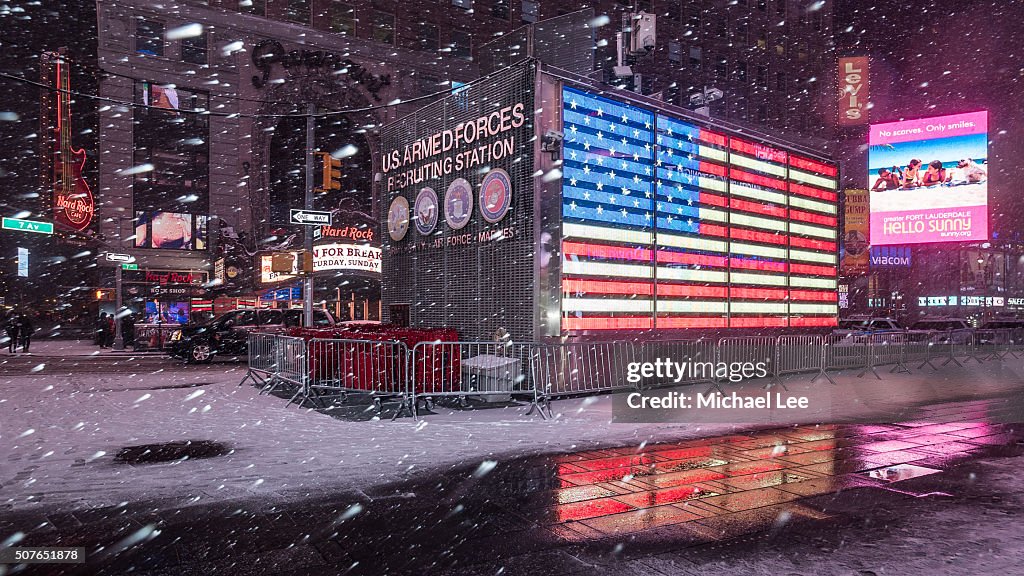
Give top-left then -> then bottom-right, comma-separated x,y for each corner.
569,150 -> 577,160
596,181 -> 604,190
633,199 -> 640,208
633,129 -> 640,138
584,116 -> 591,125
668,195 -> 674,202
644,166 -> 651,175
608,170 -> 616,180
621,136 -> 628,146
570,177 -> 578,186
609,195 -> 616,204
569,201 -> 578,211
621,112 -> 628,123
596,107 -> 604,117
677,206 -> 684,214
569,124 -> 578,134
667,215 -> 674,224
596,156 -> 604,165
583,191 -> 591,200
621,187 -> 630,196
687,218 -> 693,226
632,175 -> 641,184
644,212 -> 651,221
609,147 -> 617,157
644,191 -> 652,198
583,141 -> 590,151
687,198 -> 694,206
583,165 -> 591,174
668,127 -> 673,136
570,99 -> 578,109
621,208 -> 628,218
644,120 -> 651,129
596,205 -> 604,214
596,131 -> 603,141
608,122 -> 616,133
633,152 -> 640,162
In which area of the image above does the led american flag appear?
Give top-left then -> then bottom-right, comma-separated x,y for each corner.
560,86 -> 838,332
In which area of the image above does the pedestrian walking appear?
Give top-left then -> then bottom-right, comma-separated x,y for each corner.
105,314 -> 116,348
4,313 -> 19,353
18,311 -> 33,353
97,312 -> 109,348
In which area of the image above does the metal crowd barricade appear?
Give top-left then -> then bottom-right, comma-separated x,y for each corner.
634,339 -> 717,390
306,338 -> 412,419
529,341 -> 637,418
775,334 -> 827,386
902,331 -> 938,371
410,340 -> 539,415
132,323 -> 180,351
973,329 -> 1011,362
860,332 -> 910,379
946,329 -> 977,366
716,336 -> 776,392
821,333 -> 869,384
239,333 -> 309,406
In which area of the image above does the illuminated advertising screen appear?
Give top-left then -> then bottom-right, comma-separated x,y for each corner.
134,212 -> 208,250
560,87 -> 838,331
868,111 -> 988,245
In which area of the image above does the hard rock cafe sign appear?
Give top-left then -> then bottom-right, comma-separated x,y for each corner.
250,39 -> 391,100
49,52 -> 95,232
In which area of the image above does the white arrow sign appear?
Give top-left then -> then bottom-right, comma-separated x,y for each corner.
104,253 -> 134,263
290,209 -> 332,226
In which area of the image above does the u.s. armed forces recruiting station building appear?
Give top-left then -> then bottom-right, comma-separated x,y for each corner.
380,61 -> 841,342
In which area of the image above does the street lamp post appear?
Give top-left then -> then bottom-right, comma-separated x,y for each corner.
112,216 -> 126,351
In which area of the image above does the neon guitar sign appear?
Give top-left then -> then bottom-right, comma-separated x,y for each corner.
52,53 -> 94,231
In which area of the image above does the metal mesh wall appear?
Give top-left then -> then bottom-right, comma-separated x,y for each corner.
380,62 -> 537,342
477,10 -> 594,77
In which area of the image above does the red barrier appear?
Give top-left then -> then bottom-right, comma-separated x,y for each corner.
291,326 -> 459,394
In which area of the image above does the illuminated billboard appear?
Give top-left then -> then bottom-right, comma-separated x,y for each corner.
560,87 -> 839,331
868,111 -> 988,245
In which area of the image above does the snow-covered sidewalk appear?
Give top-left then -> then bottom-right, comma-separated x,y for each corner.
2,358 -> 1024,516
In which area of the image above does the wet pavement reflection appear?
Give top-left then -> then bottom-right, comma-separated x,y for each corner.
496,408 -> 1021,545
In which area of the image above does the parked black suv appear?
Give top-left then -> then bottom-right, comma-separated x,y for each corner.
169,308 -> 336,363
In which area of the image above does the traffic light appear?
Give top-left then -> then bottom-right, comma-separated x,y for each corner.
318,152 -> 342,191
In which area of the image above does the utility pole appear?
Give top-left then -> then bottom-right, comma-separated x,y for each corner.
303,103 -> 315,327
112,216 -> 125,350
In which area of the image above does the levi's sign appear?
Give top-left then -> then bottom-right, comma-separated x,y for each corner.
290,209 -> 332,226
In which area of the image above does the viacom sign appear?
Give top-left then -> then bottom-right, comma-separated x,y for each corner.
870,246 -> 911,267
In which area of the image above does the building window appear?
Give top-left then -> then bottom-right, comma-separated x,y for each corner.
521,0 -> 538,23
237,0 -> 266,16
776,0 -> 786,17
716,18 -> 727,37
668,41 -> 682,64
757,104 -> 768,123
757,29 -> 767,49
714,58 -> 727,77
418,23 -> 439,51
776,71 -> 786,92
737,22 -> 748,46
136,19 -> 164,56
328,3 -> 355,35
756,65 -> 767,87
757,0 -> 767,10
736,60 -> 747,83
491,0 -> 510,19
371,11 -> 395,44
284,0 -> 311,24
663,0 -> 680,22
686,8 -> 701,31
133,82 -> 210,229
181,32 -> 207,65
689,46 -> 702,69
452,0 -> 473,9
451,30 -> 472,60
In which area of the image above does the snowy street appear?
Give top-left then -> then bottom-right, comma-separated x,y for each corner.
1,355 -> 1023,574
